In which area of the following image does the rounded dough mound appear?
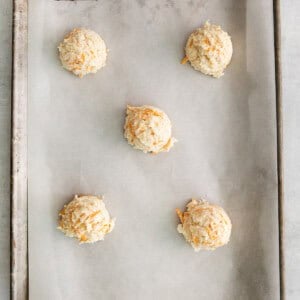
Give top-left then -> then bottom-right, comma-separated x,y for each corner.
176,199 -> 232,251
58,28 -> 107,78
184,21 -> 232,78
124,105 -> 176,154
58,195 -> 115,244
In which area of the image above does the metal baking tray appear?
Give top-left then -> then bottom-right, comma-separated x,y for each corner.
11,0 -> 284,299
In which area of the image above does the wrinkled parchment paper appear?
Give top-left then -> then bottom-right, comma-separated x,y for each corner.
28,1 -> 279,299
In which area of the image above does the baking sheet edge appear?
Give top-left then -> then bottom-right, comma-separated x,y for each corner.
11,0 -> 28,299
273,0 -> 285,299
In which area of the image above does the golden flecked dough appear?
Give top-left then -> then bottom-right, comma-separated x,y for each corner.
124,105 -> 176,154
183,21 -> 233,78
176,199 -> 232,251
58,195 -> 115,244
58,28 -> 107,78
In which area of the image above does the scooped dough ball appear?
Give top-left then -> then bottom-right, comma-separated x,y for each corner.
183,21 -> 233,78
176,199 -> 232,251
124,105 -> 176,154
58,195 -> 115,244
58,28 -> 107,78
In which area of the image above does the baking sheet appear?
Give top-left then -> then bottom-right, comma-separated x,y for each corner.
0,1 -> 12,299
28,0 -> 280,299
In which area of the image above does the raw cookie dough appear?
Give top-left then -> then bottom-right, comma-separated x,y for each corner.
58,195 -> 115,244
58,28 -> 107,78
183,21 -> 233,78
124,105 -> 176,154
176,199 -> 232,251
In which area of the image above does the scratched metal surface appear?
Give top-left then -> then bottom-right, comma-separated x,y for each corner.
0,0 -> 12,299
11,0 -> 28,299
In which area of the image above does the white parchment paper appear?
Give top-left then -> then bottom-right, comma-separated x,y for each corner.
28,1 -> 279,299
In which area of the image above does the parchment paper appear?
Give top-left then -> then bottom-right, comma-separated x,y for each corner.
28,1 -> 279,299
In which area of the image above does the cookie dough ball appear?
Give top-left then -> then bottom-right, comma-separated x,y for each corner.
58,195 -> 115,244
183,21 -> 232,78
58,28 -> 107,78
176,199 -> 231,251
124,105 -> 176,154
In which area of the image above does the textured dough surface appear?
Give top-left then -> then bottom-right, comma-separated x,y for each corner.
58,195 -> 115,244
58,28 -> 107,78
184,21 -> 232,78
124,105 -> 176,154
176,199 -> 232,251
